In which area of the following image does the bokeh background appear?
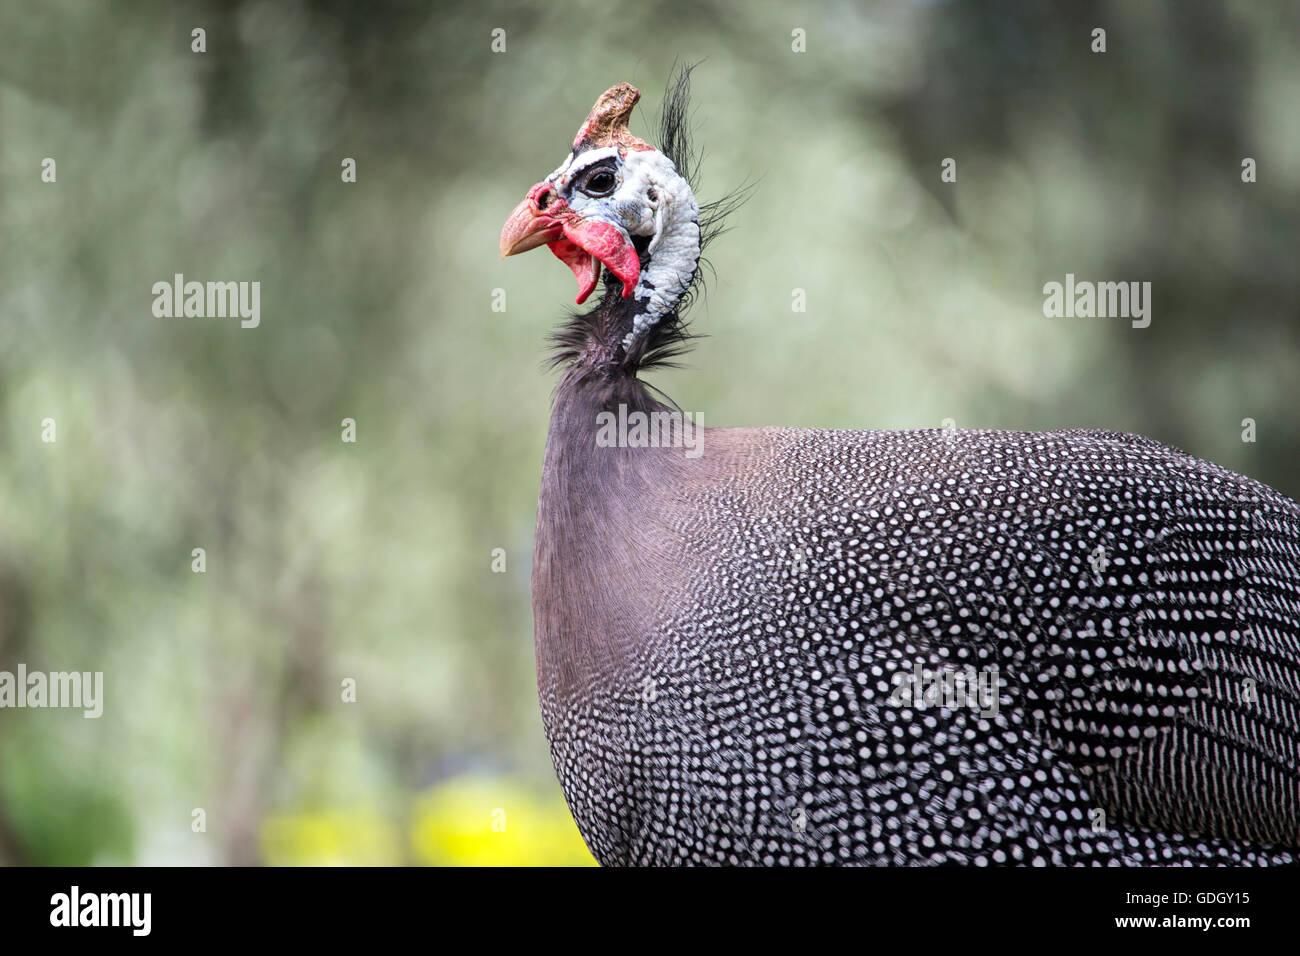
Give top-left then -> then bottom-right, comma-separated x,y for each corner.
0,0 -> 1296,865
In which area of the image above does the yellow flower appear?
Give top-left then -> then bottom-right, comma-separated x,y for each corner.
410,776 -> 596,867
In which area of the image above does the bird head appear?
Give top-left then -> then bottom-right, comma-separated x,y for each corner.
500,82 -> 701,352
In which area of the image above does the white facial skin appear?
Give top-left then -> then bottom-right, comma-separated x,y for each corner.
547,147 -> 702,351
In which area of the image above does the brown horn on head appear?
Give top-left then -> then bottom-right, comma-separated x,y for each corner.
571,82 -> 655,154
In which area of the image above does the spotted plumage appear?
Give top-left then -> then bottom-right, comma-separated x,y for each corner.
541,426 -> 1300,865
505,75 -> 1300,866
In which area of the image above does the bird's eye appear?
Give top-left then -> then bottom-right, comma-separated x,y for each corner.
580,169 -> 617,197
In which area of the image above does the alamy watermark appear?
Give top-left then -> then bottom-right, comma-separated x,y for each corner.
0,664 -> 103,718
595,403 -> 704,458
888,662 -> 1001,718
152,273 -> 260,328
1042,273 -> 1151,328
50,886 -> 150,936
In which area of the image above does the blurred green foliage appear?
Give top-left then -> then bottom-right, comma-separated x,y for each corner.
0,0 -> 1296,864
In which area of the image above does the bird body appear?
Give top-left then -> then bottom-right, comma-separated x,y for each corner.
504,77 -> 1300,865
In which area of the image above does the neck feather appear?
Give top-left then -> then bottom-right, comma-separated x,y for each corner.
531,366 -> 677,701
623,172 -> 701,351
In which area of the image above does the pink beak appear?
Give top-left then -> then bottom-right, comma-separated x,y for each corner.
499,183 -> 565,258
500,181 -> 642,304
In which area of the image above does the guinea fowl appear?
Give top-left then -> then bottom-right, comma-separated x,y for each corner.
500,76 -> 1300,866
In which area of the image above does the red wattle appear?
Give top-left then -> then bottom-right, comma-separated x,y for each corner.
561,219 -> 640,299
547,238 -> 602,304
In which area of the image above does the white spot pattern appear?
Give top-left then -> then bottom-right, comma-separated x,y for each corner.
540,427 -> 1300,865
